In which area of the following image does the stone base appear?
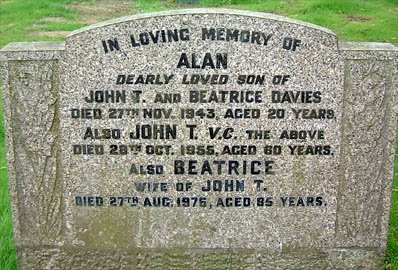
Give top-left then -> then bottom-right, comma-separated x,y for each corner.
18,247 -> 385,270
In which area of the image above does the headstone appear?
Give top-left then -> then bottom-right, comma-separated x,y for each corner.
1,9 -> 397,270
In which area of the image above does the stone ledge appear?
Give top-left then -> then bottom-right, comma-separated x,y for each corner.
339,42 -> 398,51
0,42 -> 65,61
0,42 -> 65,52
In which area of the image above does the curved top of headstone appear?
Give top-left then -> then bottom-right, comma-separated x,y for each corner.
67,8 -> 337,39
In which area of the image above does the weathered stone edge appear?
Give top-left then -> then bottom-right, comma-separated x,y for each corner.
0,56 -> 20,246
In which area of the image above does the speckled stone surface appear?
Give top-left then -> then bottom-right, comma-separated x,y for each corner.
1,9 -> 397,270
61,8 -> 344,251
336,42 -> 398,249
0,43 -> 64,250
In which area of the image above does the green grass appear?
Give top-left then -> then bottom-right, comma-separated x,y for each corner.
198,0 -> 398,42
386,147 -> 398,269
0,1 -> 397,269
135,0 -> 174,12
0,170 -> 14,270
0,0 -> 85,44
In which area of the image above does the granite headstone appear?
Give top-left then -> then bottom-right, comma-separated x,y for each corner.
1,9 -> 397,269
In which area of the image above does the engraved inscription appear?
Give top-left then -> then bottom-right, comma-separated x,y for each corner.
61,13 -> 344,249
